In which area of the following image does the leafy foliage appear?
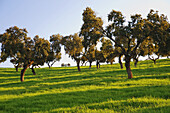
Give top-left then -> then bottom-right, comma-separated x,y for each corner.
0,26 -> 51,81
105,9 -> 170,78
46,34 -> 62,68
62,33 -> 83,71
80,7 -> 103,52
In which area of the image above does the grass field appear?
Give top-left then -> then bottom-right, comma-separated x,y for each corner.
0,59 -> 170,113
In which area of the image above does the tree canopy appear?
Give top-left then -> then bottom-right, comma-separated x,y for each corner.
62,33 -> 83,71
0,8 -> 170,81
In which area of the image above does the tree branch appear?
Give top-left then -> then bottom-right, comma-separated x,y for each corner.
109,37 -> 126,55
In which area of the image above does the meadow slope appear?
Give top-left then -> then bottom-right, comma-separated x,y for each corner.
0,59 -> 170,113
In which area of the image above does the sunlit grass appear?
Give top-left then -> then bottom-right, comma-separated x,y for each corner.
0,59 -> 170,112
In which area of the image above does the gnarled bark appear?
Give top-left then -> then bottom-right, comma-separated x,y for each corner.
20,61 -> 34,82
125,55 -> 133,79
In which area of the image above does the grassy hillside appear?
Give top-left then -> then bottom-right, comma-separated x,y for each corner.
0,59 -> 170,113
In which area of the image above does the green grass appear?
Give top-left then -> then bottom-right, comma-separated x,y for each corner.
0,59 -> 170,113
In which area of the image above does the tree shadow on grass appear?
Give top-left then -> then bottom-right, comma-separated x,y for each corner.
133,105 -> 170,113
132,66 -> 170,80
1,64 -> 169,93
0,85 -> 169,113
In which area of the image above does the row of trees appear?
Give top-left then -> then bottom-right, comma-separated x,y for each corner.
0,7 -> 170,81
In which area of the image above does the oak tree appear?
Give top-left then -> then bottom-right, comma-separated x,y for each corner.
0,26 -> 50,81
147,10 -> 170,60
80,7 -> 103,67
62,33 -> 83,71
46,34 -> 62,68
105,10 -> 152,79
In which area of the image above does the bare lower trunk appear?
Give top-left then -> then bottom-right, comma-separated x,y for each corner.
151,59 -> 157,64
119,54 -> 123,69
153,60 -> 156,64
149,55 -> 159,65
134,59 -> 138,67
96,60 -> 99,69
47,63 -> 51,68
81,61 -> 84,66
125,55 -> 133,79
31,66 -> 36,75
85,62 -> 87,66
77,60 -> 81,72
51,61 -> 56,67
89,61 -> 92,69
21,66 -> 27,82
15,65 -> 19,72
110,62 -> 113,65
20,61 -> 34,82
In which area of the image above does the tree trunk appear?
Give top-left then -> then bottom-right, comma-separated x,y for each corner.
134,59 -> 138,67
89,61 -> 92,69
31,66 -> 36,75
153,60 -> 156,64
125,55 -> 133,79
110,62 -> 113,65
81,61 -> 84,66
150,58 -> 157,64
119,54 -> 123,69
96,60 -> 99,69
47,63 -> 51,68
21,66 -> 27,82
148,55 -> 159,65
15,65 -> 19,72
85,62 -> 87,66
20,61 -> 34,82
77,60 -> 81,72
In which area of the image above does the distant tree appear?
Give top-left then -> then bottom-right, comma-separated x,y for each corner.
30,35 -> 51,75
46,34 -> 62,68
80,7 -> 103,67
100,37 -> 115,65
147,10 -> 170,60
132,37 -> 151,67
61,63 -> 65,67
10,58 -> 23,72
86,45 -> 96,69
114,47 -> 124,69
67,63 -> 70,67
81,55 -> 88,66
95,49 -> 105,69
62,33 -> 83,71
144,37 -> 160,64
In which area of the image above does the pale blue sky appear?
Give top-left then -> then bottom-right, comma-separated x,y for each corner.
0,0 -> 170,67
